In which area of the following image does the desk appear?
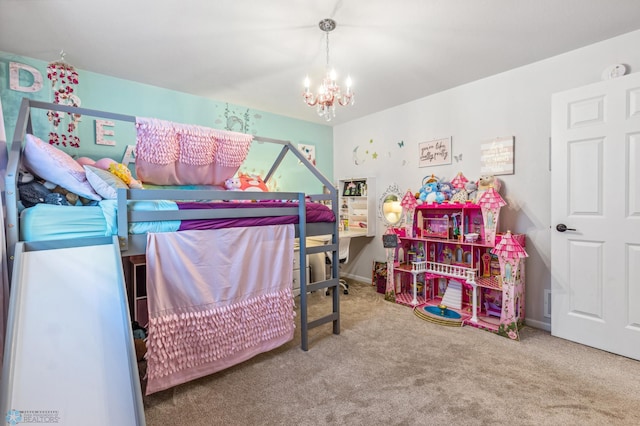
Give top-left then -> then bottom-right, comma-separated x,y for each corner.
307,232 -> 358,286
307,228 -> 367,245
342,228 -> 368,238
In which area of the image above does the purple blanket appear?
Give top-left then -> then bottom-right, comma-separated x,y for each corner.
177,201 -> 335,231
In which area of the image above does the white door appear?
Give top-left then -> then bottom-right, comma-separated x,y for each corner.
551,71 -> 640,360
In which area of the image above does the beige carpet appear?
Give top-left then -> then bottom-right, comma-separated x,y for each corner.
142,281 -> 640,425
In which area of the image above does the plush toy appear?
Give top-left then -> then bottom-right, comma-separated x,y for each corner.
418,181 -> 446,204
52,185 -> 95,206
417,181 -> 433,203
224,177 -> 242,191
81,157 -> 144,189
225,173 -> 268,192
465,181 -> 478,202
52,185 -> 79,205
450,187 -> 468,203
18,180 -> 87,207
238,173 -> 268,192
417,173 -> 451,204
19,180 -> 53,207
475,175 -> 502,202
108,162 -> 144,189
44,193 -> 69,206
438,181 -> 453,200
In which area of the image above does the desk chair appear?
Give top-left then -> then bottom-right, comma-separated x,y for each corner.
326,236 -> 351,295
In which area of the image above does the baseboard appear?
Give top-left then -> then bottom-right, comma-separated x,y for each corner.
524,317 -> 551,332
342,272 -> 371,284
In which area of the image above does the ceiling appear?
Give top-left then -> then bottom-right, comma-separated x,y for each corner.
2,0 -> 640,126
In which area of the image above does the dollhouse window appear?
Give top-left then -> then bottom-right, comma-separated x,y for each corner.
455,246 -> 463,263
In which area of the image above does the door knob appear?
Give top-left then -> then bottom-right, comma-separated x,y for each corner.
556,224 -> 576,232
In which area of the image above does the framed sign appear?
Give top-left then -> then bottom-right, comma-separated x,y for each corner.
480,136 -> 514,175
419,137 -> 451,167
382,234 -> 399,248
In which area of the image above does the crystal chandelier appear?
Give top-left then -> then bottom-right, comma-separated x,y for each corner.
303,18 -> 354,121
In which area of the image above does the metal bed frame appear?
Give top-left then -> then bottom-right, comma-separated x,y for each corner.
4,98 -> 342,351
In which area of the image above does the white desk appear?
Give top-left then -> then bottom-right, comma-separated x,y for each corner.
307,228 -> 367,245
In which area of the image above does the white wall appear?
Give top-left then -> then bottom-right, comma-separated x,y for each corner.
333,29 -> 640,330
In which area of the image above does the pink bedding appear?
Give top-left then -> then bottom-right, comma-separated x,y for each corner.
144,224 -> 295,395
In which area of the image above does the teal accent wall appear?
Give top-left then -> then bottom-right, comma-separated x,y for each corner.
0,51 -> 333,193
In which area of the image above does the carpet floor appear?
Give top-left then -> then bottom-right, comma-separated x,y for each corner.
141,280 -> 640,426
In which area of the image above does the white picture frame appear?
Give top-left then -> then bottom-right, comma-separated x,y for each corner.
298,143 -> 316,166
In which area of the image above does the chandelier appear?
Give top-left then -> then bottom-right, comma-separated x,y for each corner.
303,18 -> 354,121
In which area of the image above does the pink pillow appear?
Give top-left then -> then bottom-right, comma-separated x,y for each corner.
76,157 -> 96,167
23,134 -> 101,201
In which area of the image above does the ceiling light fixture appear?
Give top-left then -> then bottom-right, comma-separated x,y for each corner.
303,18 -> 354,121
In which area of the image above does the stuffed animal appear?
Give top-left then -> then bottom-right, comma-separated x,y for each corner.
438,181 -> 453,200
450,187 -> 468,203
475,175 -> 502,203
418,181 -> 446,204
81,157 -> 144,189
52,185 -> 79,205
465,181 -> 478,202
52,185 -> 95,206
224,177 -> 242,191
18,180 -> 53,207
18,180 -> 89,207
108,162 -> 144,189
225,173 -> 268,192
238,173 -> 268,192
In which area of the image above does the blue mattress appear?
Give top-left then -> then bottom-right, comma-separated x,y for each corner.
20,200 -> 180,242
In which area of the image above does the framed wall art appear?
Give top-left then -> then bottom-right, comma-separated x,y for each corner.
480,136 -> 515,175
419,137 -> 451,167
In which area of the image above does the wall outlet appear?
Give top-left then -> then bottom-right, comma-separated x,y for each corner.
544,289 -> 552,318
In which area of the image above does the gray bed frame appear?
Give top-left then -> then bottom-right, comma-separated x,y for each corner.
4,98 -> 341,351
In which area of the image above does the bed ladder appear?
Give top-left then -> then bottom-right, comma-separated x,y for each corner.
297,236 -> 341,351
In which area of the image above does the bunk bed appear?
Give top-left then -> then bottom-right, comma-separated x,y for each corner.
2,99 -> 342,398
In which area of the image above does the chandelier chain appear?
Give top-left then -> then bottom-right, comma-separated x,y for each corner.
325,30 -> 330,68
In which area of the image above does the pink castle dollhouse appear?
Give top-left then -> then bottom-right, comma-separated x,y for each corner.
388,182 -> 528,340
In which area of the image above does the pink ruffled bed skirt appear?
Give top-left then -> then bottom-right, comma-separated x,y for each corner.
145,289 -> 295,394
143,225 -> 295,395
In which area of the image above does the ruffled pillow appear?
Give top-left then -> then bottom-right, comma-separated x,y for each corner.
22,134 -> 101,201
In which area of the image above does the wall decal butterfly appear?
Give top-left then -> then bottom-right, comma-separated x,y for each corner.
454,153 -> 463,162
398,140 -> 405,148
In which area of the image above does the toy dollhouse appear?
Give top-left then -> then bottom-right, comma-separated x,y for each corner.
388,186 -> 528,340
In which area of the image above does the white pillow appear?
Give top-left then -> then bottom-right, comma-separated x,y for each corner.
84,165 -> 129,199
23,134 -> 101,201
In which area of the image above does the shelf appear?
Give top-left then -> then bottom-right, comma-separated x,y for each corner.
416,202 -> 481,210
395,235 -> 495,248
338,177 -> 376,237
